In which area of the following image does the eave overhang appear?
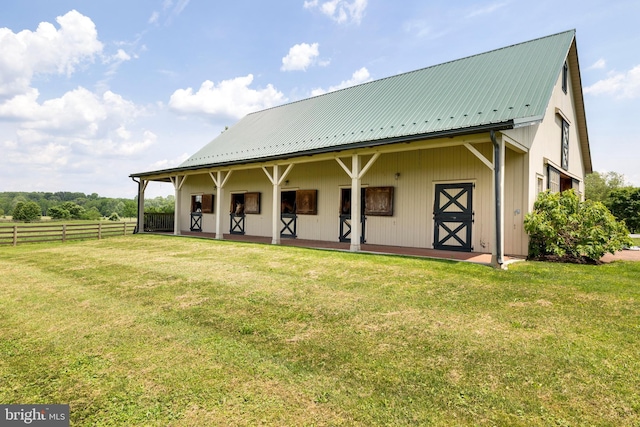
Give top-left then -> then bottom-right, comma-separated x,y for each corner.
130,120 -> 515,180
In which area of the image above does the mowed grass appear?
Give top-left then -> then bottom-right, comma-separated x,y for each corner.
0,235 -> 639,426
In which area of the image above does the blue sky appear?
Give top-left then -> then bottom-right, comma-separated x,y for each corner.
1,0 -> 639,198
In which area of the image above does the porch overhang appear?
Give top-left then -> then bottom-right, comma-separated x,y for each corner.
130,120 -> 516,182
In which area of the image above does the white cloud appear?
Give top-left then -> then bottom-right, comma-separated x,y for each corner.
168,74 -> 287,119
281,43 -> 322,71
149,152 -> 190,170
148,11 -> 160,24
101,129 -> 157,156
585,65 -> 640,99
151,0 -> 191,25
304,0 -> 368,25
113,49 -> 132,62
0,81 -> 150,194
0,87 -> 141,137
311,67 -> 372,96
465,2 -> 508,18
0,10 -> 103,99
589,58 -> 606,70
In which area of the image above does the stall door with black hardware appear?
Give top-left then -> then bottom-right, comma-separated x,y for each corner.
338,188 -> 366,243
433,183 -> 474,252
280,190 -> 297,238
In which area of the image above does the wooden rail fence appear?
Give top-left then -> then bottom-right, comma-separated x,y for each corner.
0,221 -> 136,246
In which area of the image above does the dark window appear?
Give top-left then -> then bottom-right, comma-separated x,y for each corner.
281,191 -> 296,213
562,61 -> 568,94
191,194 -> 214,213
230,194 -> 245,214
547,164 -> 577,193
191,195 -> 202,213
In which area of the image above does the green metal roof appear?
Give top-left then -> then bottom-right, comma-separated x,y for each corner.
135,30 -> 580,175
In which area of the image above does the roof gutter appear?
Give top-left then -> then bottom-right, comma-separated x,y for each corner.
130,120 -> 515,178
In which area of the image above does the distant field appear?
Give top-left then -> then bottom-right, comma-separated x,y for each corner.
0,235 -> 638,426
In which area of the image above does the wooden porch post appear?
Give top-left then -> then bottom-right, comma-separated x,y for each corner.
335,153 -> 380,252
350,154 -> 362,252
136,179 -> 148,233
262,164 -> 294,245
272,165 -> 281,245
210,171 -> 232,240
171,175 -> 186,236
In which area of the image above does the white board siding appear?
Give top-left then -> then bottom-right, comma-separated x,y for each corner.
526,60 -> 586,208
178,174 -> 215,232
176,140 -> 531,256
284,160 -> 346,241
504,149 -> 527,255
224,168 -> 272,236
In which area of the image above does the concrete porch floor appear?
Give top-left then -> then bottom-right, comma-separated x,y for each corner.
175,230 -> 523,266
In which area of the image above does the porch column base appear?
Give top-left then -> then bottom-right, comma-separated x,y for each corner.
350,243 -> 361,252
491,255 -> 507,270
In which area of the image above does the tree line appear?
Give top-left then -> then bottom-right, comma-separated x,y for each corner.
585,172 -> 640,233
0,192 -> 176,222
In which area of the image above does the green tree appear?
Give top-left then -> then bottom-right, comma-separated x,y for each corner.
585,171 -> 626,204
144,196 -> 175,213
48,206 -> 71,220
60,201 -> 86,219
524,190 -> 631,262
12,201 -> 41,222
608,187 -> 640,233
10,196 -> 28,214
81,206 -> 102,220
122,200 -> 137,218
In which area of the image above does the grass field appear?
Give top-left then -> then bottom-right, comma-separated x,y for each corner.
1,235 -> 639,426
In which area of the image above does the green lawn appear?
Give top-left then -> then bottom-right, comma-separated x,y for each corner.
1,235 -> 639,426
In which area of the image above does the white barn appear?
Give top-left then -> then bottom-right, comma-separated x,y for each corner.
131,30 -> 591,268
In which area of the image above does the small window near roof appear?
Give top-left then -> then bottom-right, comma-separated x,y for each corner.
548,166 -> 560,193
562,61 -> 568,94
537,176 -> 544,195
561,119 -> 570,170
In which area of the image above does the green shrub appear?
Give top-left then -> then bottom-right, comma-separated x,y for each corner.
108,212 -> 120,221
81,207 -> 102,221
48,206 -> 71,220
524,190 -> 631,262
12,201 -> 42,223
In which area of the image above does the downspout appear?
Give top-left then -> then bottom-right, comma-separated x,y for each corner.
131,177 -> 142,234
490,131 -> 504,267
